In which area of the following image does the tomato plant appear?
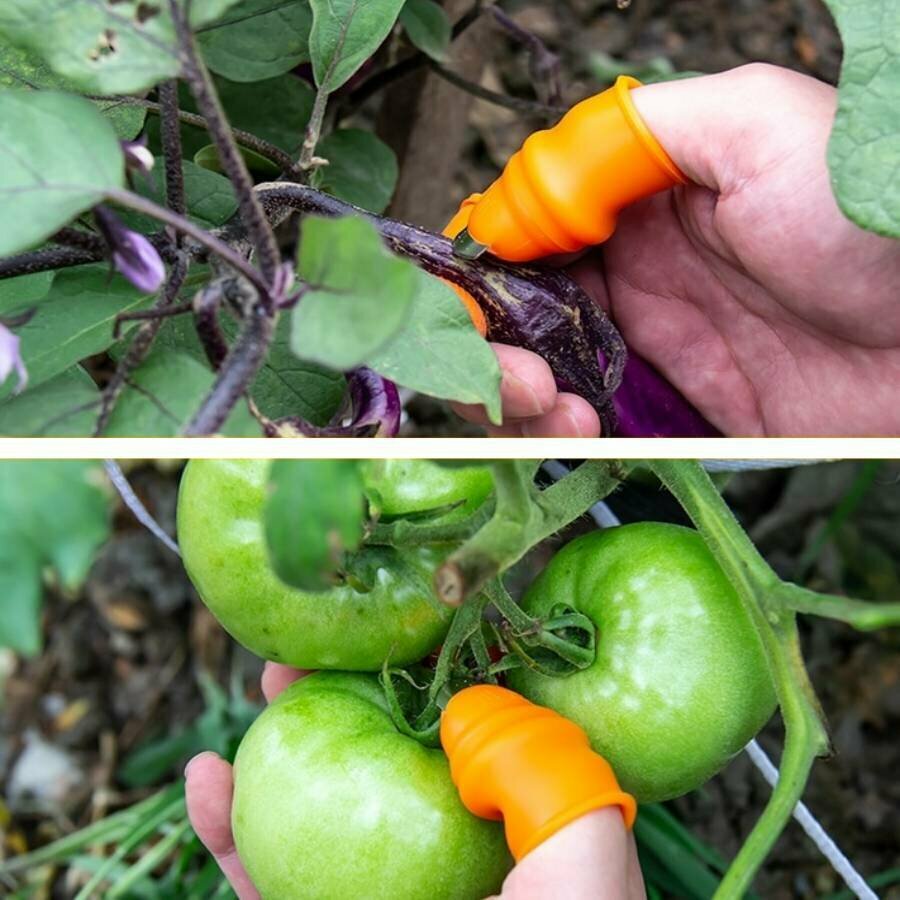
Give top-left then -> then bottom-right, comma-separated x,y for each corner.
178,458 -> 455,669
232,671 -> 511,900
507,523 -> 777,802
0,2 -> 893,436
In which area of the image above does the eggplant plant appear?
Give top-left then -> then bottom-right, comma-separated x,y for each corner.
0,0 -> 894,436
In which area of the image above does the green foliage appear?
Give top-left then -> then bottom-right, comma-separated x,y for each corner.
102,348 -> 258,437
0,367 -> 99,436
0,39 -> 146,137
0,267 -> 152,403
292,215 -> 415,369
823,0 -> 900,237
0,90 -> 124,256
400,0 -> 451,62
0,271 -> 54,312
367,270 -> 503,424
308,0 -> 405,91
198,0 -> 312,82
0,0 -> 244,94
264,460 -> 366,591
119,160 -> 239,233
0,461 -> 110,655
313,128 -> 398,213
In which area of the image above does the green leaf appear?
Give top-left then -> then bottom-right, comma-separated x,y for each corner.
309,0 -> 405,92
292,215 -> 415,369
194,141 -> 281,177
0,366 -> 99,436
198,0 -> 312,82
0,271 -> 54,315
0,266 -> 152,402
264,460 -> 365,591
118,159 -> 239,232
400,0 -> 450,62
0,460 -> 110,655
150,312 -> 346,426
250,317 -> 347,424
0,39 -> 146,138
102,348 -> 258,436
366,270 -> 502,423
0,90 -> 124,256
0,0 -> 245,94
823,0 -> 900,237
313,128 -> 398,213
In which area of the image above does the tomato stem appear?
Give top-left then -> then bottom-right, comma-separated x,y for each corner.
777,583 -> 900,629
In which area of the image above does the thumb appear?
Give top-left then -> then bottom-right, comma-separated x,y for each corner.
630,63 -> 836,195
495,808 -> 645,900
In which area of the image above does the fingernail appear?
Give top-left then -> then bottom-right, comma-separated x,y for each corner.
184,751 -> 217,779
503,371 -> 546,417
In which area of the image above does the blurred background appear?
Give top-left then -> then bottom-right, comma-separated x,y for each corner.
0,458 -> 897,898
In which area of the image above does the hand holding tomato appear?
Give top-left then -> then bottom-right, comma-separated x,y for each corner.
186,665 -> 647,899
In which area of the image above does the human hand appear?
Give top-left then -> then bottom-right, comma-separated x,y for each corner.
452,63 -> 900,436
188,666 -> 646,899
185,662 -> 307,900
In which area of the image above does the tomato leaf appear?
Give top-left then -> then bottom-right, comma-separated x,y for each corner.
0,266 -> 152,402
0,461 -> 110,656
365,270 -> 502,424
308,0 -> 405,92
823,0 -> 900,237
264,459 -> 366,592
198,0 -> 312,82
0,90 -> 124,256
313,129 -> 398,214
292,215 -> 415,370
0,0 -> 244,94
0,39 -> 146,138
0,366 -> 99,436
400,0 -> 450,63
102,347 -> 259,436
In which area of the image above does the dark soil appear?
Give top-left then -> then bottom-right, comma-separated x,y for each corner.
2,460 -> 898,898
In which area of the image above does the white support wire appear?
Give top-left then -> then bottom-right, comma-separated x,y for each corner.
542,460 -> 876,899
103,460 -> 181,557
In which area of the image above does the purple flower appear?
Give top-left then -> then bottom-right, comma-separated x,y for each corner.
120,138 -> 155,176
0,323 -> 27,395
94,206 -> 166,294
346,368 -> 401,437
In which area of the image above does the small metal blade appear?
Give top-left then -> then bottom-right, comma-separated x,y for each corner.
451,227 -> 488,260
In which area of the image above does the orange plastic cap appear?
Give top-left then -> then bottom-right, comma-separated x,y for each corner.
441,194 -> 488,337
464,75 -> 686,262
441,685 -> 636,861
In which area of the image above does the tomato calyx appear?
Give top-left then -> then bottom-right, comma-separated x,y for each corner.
380,580 -> 597,747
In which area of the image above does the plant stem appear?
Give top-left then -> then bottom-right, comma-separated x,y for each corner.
435,460 -> 623,604
183,306 -> 276,435
298,85 -> 329,174
648,460 -> 831,896
105,187 -> 268,295
369,504 -> 494,547
428,60 -> 564,118
169,0 -> 281,286
158,80 -> 186,221
92,94 -> 302,176
778,583 -> 900,630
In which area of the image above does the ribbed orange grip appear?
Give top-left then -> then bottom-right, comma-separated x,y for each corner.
465,76 -> 685,261
441,685 -> 636,861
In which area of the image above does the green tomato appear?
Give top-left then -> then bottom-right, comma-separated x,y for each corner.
177,459 -> 452,670
233,672 -> 512,900
508,522 -> 777,802
362,459 -> 493,521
